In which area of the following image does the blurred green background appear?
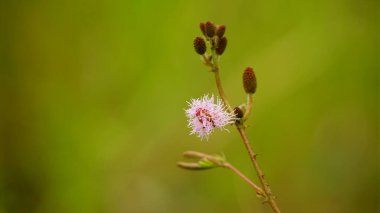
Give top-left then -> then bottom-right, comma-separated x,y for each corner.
1,0 -> 378,212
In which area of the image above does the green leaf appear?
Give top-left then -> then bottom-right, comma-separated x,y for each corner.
198,159 -> 216,169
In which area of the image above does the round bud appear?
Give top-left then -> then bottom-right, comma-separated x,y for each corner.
216,37 -> 227,55
193,37 -> 207,55
199,22 -> 206,36
205,21 -> 216,37
234,107 -> 244,119
216,25 -> 226,37
243,67 -> 257,94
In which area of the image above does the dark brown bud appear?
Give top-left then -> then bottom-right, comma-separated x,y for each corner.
193,37 -> 206,55
205,21 -> 216,37
243,67 -> 257,94
216,25 -> 226,37
216,37 -> 227,55
199,22 -> 206,36
234,107 -> 244,119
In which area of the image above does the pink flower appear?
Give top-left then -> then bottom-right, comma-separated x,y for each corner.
185,95 -> 235,140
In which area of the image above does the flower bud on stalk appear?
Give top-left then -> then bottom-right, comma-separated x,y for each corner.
200,22 -> 206,36
216,25 -> 226,37
216,37 -> 227,55
233,107 -> 244,119
243,67 -> 257,94
205,21 -> 216,37
193,37 -> 207,55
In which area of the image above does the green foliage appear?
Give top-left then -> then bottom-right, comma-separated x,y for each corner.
1,0 -> 377,212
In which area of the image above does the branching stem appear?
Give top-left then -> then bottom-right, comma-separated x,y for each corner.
178,151 -> 265,196
209,48 -> 281,213
223,162 -> 264,196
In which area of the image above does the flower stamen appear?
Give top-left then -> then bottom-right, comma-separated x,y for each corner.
185,95 -> 235,140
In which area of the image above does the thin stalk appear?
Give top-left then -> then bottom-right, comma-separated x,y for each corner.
210,50 -> 232,113
223,162 -> 264,196
237,127 -> 281,213
243,94 -> 253,120
210,49 -> 281,213
214,71 -> 232,112
178,150 -> 264,196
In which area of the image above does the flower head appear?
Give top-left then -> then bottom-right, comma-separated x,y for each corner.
185,95 -> 235,140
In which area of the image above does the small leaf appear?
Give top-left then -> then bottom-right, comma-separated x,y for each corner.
198,158 -> 216,169
214,153 -> 227,163
177,162 -> 213,170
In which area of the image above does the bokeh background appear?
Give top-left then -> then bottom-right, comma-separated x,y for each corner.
1,0 -> 378,212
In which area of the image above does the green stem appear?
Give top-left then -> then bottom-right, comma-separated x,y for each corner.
223,162 -> 264,196
209,49 -> 281,212
211,49 -> 232,113
243,94 -> 253,120
178,150 -> 265,196
236,126 -> 281,213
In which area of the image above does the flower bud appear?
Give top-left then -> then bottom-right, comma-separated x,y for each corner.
233,107 -> 244,119
243,67 -> 257,94
199,22 -> 206,36
177,162 -> 215,170
205,21 -> 216,37
193,37 -> 206,55
216,25 -> 226,37
216,37 -> 227,55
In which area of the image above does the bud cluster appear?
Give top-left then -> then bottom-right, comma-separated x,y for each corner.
193,21 -> 228,56
192,21 -> 258,125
